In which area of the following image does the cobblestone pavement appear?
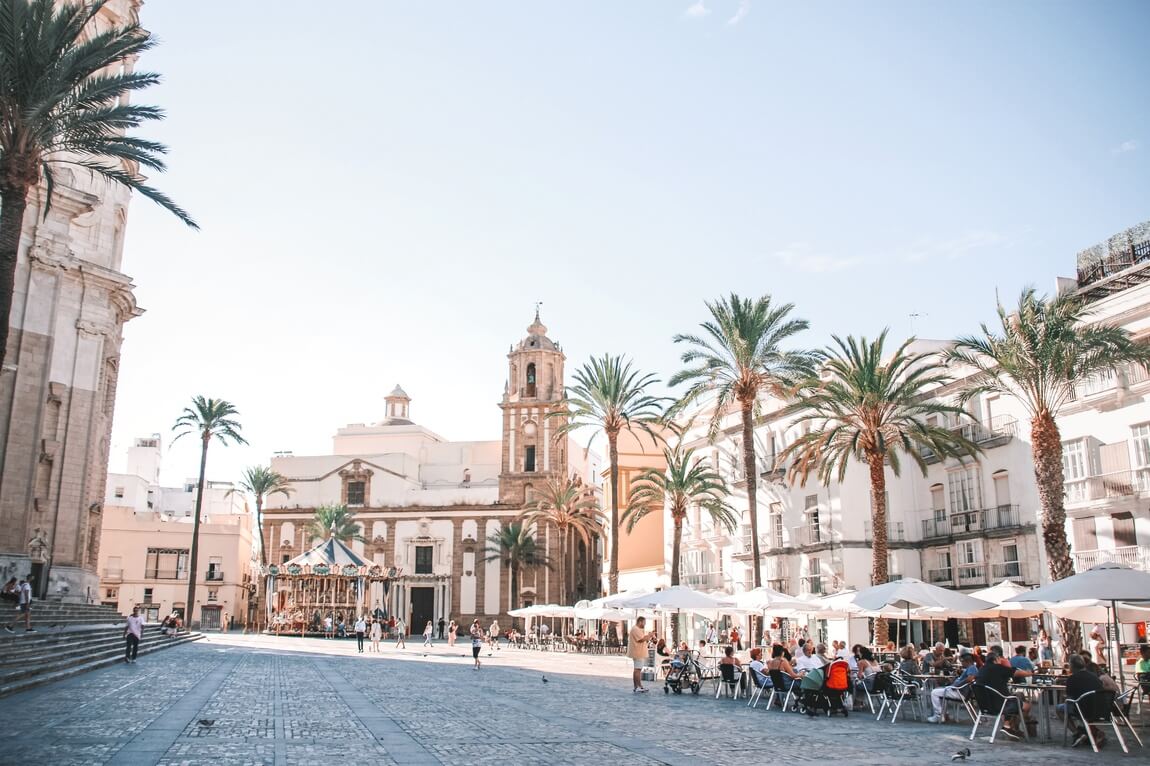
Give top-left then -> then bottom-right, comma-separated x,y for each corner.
0,634 -> 1147,765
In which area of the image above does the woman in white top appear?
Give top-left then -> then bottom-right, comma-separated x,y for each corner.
369,618 -> 382,652
489,620 -> 500,651
423,621 -> 435,646
448,620 -> 457,647
1088,629 -> 1107,666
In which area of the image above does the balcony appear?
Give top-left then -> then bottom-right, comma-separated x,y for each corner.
102,568 -> 123,582
145,569 -> 187,580
794,524 -> 829,547
1065,470 -> 1150,506
800,574 -> 825,596
921,417 -> 1017,463
927,564 -> 988,588
1077,229 -> 1150,300
758,452 -> 787,480
864,521 -> 908,543
766,578 -> 790,595
206,570 -> 225,582
927,567 -> 954,585
1073,545 -> 1150,573
920,505 -> 1025,540
990,560 -> 1030,582
681,571 -> 725,590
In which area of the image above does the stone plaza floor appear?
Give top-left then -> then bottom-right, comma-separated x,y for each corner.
1,633 -> 1147,765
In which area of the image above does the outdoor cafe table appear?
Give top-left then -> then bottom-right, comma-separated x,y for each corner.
909,674 -> 949,719
1010,681 -> 1066,743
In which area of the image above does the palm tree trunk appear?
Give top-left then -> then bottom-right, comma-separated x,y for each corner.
0,185 -> 30,369
608,430 -> 620,594
256,495 -> 267,568
185,435 -> 210,629
557,525 -> 566,606
741,401 -> 761,645
670,516 -> 683,646
510,562 -> 520,614
867,451 -> 890,646
1031,410 -> 1082,654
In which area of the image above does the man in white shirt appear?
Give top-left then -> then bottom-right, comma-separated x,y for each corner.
794,644 -> 824,673
124,607 -> 145,663
353,615 -> 367,653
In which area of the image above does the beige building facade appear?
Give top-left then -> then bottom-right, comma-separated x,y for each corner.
0,0 -> 146,603
97,505 -> 254,629
263,314 -> 602,631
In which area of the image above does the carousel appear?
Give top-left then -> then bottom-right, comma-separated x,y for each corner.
263,535 -> 399,635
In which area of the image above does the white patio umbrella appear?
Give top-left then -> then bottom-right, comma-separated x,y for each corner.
573,605 -> 631,622
728,586 -> 813,613
617,585 -> 733,613
1013,563 -> 1150,687
850,578 -> 995,646
592,590 -> 654,608
965,580 -> 1042,645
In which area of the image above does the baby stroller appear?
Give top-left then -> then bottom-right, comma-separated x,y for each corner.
664,651 -> 703,695
798,660 -> 850,717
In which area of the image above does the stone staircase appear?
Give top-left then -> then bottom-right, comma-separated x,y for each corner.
0,602 -> 202,697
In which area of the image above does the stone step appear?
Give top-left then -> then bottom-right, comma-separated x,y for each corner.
0,631 -> 202,697
1,626 -> 170,662
0,630 -> 177,684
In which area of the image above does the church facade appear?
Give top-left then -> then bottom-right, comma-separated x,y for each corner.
261,313 -> 601,630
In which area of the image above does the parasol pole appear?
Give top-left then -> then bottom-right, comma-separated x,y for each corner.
1112,599 -> 1123,690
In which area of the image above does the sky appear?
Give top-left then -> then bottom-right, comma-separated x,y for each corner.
109,0 -> 1150,487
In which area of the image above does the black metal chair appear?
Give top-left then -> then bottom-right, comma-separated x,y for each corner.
969,684 -> 1026,743
766,668 -> 797,711
878,672 -> 921,723
1062,690 -> 1128,753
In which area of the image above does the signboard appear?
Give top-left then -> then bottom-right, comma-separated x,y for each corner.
984,621 -> 1003,648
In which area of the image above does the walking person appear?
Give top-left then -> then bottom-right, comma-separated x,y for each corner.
438,617 -> 446,640
470,620 -> 484,670
370,618 -> 382,653
423,620 -> 434,647
124,607 -> 145,664
489,619 -> 500,652
394,617 -> 407,649
3,577 -> 34,633
354,614 -> 367,653
448,619 -> 457,647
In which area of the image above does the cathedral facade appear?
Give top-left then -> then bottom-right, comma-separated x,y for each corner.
261,313 -> 601,630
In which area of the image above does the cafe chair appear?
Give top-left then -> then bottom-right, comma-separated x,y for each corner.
1062,690 -> 1127,753
878,673 -> 921,724
766,669 -> 798,712
1112,688 -> 1144,748
747,667 -> 771,708
861,672 -> 889,715
970,684 -> 1027,744
716,663 -> 743,699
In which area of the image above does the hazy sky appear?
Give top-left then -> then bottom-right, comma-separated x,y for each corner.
110,0 -> 1150,486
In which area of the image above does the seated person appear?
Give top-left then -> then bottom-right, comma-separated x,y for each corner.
924,643 -> 949,673
1057,653 -> 1106,749
719,645 -> 744,691
897,645 -> 920,677
748,647 -> 770,688
976,645 -> 1032,740
927,653 -> 978,723
794,644 -> 824,673
1009,645 -> 1035,676
1135,644 -> 1150,676
767,644 -> 802,692
856,646 -> 880,691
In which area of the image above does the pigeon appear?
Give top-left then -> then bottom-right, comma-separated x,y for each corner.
951,748 -> 971,761
197,719 -> 215,728
541,676 -> 548,684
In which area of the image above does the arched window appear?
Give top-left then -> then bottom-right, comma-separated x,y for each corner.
526,363 -> 537,397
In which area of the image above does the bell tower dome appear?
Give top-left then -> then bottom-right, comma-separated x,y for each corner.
383,384 -> 413,425
499,307 -> 567,505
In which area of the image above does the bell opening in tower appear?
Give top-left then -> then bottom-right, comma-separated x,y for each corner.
526,363 -> 537,397
524,446 -> 536,472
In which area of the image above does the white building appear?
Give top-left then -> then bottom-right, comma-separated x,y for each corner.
658,220 -> 1150,648
105,435 -> 248,518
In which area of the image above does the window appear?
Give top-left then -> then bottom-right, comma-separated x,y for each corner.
346,481 -> 366,506
143,587 -> 153,602
106,588 -> 117,599
1062,439 -> 1088,480
207,557 -> 223,581
185,483 -> 196,493
415,545 -> 434,575
1133,424 -> 1150,468
1073,517 -> 1098,551
526,363 -> 537,397
282,554 -> 290,564
1112,513 -> 1137,548
207,588 -> 218,602
1000,543 -> 1021,578
992,471 -> 1011,508
524,446 -> 536,473
145,548 -> 189,579
948,466 -> 981,513
113,486 -> 124,499
768,503 -> 784,548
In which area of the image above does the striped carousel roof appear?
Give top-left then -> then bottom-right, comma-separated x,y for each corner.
285,536 -> 370,568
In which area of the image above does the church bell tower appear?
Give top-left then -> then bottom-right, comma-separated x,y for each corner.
499,309 -> 567,505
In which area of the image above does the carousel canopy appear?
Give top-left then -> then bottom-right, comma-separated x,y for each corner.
285,537 -> 370,568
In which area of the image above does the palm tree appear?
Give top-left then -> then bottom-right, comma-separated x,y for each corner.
779,332 -> 979,645
552,355 -> 666,594
946,288 -> 1150,653
305,504 -> 365,545
519,477 -> 604,605
623,444 -> 737,587
227,466 -> 292,568
0,0 -> 196,368
670,293 -> 815,593
484,523 -> 549,613
172,397 -> 245,629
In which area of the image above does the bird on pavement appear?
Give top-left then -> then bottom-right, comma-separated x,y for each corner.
950,748 -> 971,761
542,676 -> 548,684
197,720 -> 215,728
